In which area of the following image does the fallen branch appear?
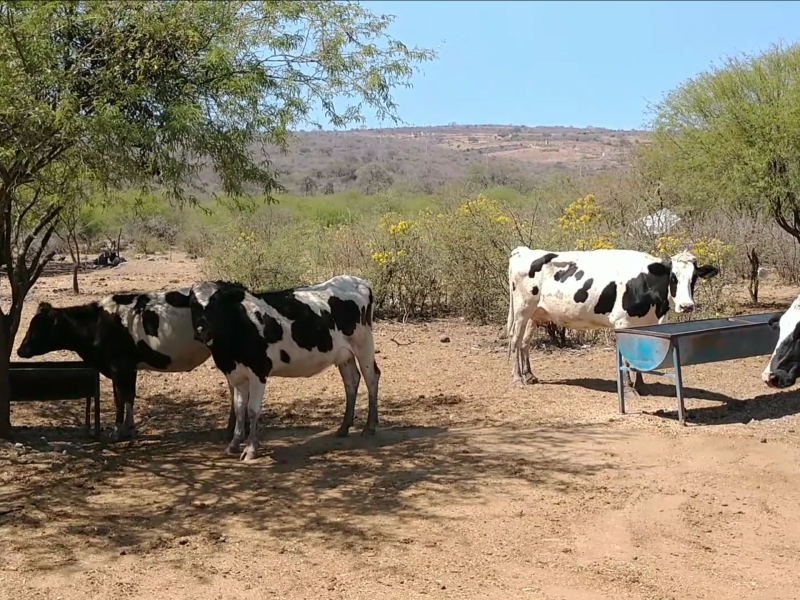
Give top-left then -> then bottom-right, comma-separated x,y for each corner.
389,337 -> 415,347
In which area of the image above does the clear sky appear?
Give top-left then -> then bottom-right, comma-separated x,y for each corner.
327,0 -> 800,131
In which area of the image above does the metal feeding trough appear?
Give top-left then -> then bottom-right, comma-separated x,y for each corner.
9,361 -> 101,438
614,312 -> 782,424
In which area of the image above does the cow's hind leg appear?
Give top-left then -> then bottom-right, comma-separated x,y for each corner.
335,357 -> 361,437
520,319 -> 538,384
241,375 -> 266,462
354,337 -> 380,436
226,381 -> 248,456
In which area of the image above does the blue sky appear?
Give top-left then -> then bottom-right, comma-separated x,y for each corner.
321,0 -> 800,131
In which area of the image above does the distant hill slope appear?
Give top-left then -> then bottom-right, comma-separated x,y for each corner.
192,124 -> 650,197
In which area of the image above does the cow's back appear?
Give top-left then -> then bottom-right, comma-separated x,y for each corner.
535,249 -> 666,330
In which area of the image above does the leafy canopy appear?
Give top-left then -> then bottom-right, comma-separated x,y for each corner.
0,0 -> 437,204
644,42 -> 800,238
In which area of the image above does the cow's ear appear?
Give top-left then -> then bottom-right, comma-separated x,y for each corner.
647,261 -> 671,277
696,264 -> 720,280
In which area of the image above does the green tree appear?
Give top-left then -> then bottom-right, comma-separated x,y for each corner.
0,0 -> 436,437
643,42 -> 800,239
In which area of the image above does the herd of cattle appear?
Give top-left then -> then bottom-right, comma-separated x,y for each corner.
13,246 -> 800,460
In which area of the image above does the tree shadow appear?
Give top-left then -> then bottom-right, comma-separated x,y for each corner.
0,391 -> 630,572
548,377 -> 800,425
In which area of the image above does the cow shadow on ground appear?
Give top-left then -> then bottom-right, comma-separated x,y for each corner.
551,377 -> 800,425
0,391 -> 630,572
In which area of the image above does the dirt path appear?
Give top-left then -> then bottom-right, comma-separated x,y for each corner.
2,254 -> 800,600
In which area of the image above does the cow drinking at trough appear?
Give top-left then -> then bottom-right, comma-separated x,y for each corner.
188,275 -> 380,462
762,295 -> 800,389
506,247 -> 720,394
16,289 -> 234,441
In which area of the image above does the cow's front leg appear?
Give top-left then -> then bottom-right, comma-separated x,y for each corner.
241,376 -> 266,462
113,369 -> 138,441
622,359 -> 643,399
632,370 -> 649,396
109,381 -> 126,442
226,381 -> 248,456
225,384 -> 250,442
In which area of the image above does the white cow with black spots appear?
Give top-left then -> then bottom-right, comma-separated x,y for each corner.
506,247 -> 720,396
188,275 -> 380,462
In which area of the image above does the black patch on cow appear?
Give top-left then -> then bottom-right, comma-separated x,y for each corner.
329,297 -> 362,336
573,278 -> 594,304
528,253 -> 559,277
142,309 -> 160,337
554,264 -> 578,282
112,293 -> 137,306
253,310 -> 265,324
575,270 -> 584,281
512,282 -> 516,292
669,274 -> 678,298
622,268 -> 671,319
280,349 -> 291,364
531,285 -> 539,296
133,294 -> 150,315
135,340 -> 171,369
164,291 -> 191,308
594,282 -> 617,315
260,312 -> 283,344
257,290 -> 335,353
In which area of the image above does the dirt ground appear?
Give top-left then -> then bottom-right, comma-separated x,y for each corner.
2,254 -> 800,600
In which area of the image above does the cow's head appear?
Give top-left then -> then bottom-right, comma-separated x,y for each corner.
17,303 -> 63,358
189,281 -> 246,347
650,250 -> 720,314
762,298 -> 800,389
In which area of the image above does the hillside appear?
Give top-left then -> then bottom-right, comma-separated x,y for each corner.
192,124 -> 650,197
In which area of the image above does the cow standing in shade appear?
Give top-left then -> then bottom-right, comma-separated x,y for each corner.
506,247 -> 720,395
16,289 -> 236,441
188,275 -> 380,462
762,295 -> 800,389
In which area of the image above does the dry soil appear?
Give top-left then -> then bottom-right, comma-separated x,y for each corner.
2,254 -> 800,600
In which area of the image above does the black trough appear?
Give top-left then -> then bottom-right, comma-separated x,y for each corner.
9,361 -> 101,438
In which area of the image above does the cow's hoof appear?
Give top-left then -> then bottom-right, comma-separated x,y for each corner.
360,425 -> 377,437
623,386 -> 641,399
334,426 -> 351,438
240,447 -> 258,462
109,427 -> 132,443
225,444 -> 240,456
634,384 -> 650,397
523,374 -> 539,385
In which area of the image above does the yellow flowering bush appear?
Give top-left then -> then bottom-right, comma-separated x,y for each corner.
576,232 -> 619,251
558,194 -> 617,250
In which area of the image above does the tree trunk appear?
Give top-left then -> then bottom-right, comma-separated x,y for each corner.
0,312 -> 12,438
72,262 -> 80,294
747,248 -> 760,306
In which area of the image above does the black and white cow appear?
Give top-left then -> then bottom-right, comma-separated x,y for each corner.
506,247 -> 720,394
16,289 -> 234,441
188,275 -> 380,462
762,295 -> 800,389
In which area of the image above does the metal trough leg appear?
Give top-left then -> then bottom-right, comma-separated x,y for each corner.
672,344 -> 686,425
616,346 -> 626,415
